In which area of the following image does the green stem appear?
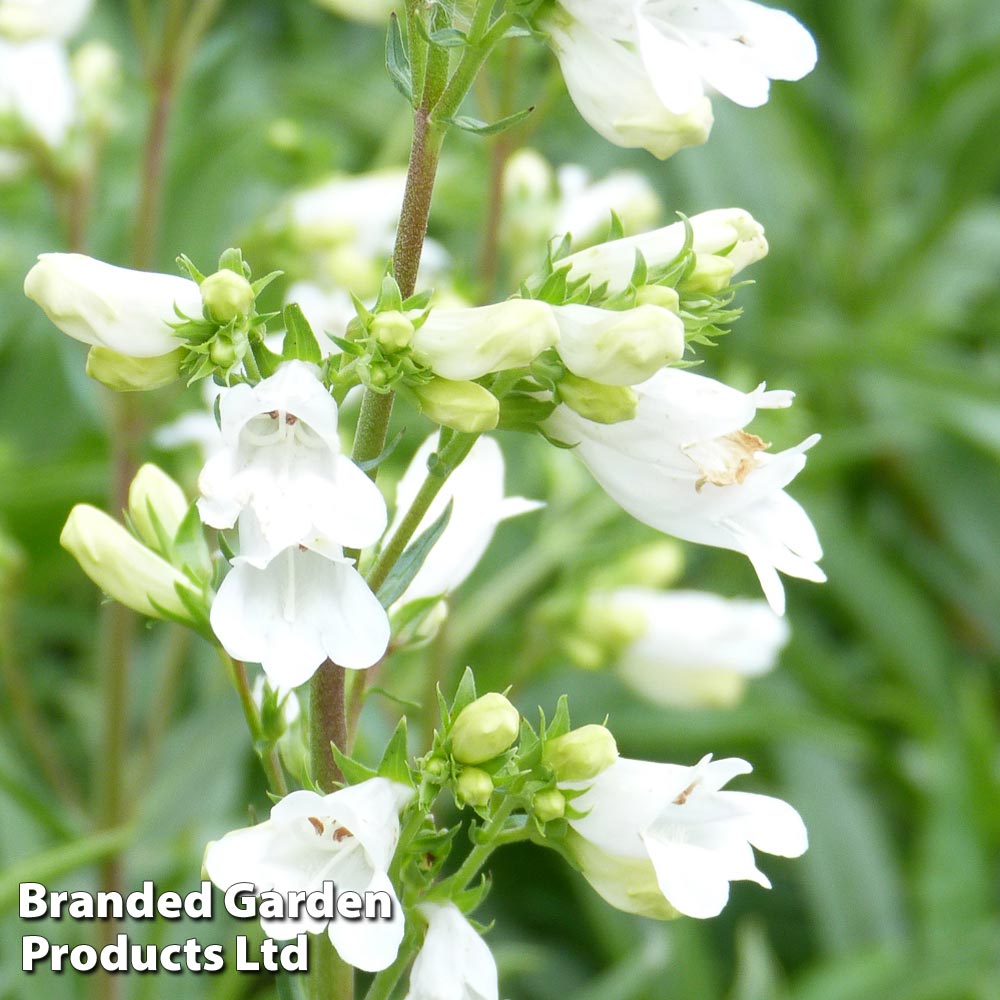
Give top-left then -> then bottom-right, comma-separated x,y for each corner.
366,433 -> 478,596
309,936 -> 354,1000
364,945 -> 413,1000
219,651 -> 288,796
444,795 -> 520,894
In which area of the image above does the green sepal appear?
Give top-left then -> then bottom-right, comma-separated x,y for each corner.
218,247 -> 248,276
497,394 -> 557,433
375,499 -> 453,608
449,667 -> 477,719
376,274 -> 404,313
377,717 -> 414,787
629,249 -> 648,289
175,254 -> 205,284
328,334 -> 366,357
452,873 -> 491,913
385,13 -> 413,103
402,289 -> 434,311
331,745 -> 378,786
251,270 -> 282,296
607,210 -> 626,242
282,303 -> 323,364
250,336 -> 284,379
173,503 -> 213,583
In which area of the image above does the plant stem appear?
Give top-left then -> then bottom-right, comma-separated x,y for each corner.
310,659 -> 348,793
309,936 -> 355,1000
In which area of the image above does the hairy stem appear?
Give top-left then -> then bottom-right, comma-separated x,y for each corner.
310,659 -> 348,793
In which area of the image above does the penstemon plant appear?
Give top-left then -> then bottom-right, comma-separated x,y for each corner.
17,0 -> 824,997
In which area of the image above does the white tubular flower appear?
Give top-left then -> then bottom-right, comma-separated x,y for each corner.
564,755 -> 808,919
204,779 -> 413,973
0,0 -> 91,40
411,299 -> 559,381
600,588 -> 790,708
311,0 -> 395,27
554,165 -> 662,247
198,361 -> 387,563
549,0 -> 816,119
0,38 -> 76,148
405,902 -> 499,1000
544,368 -> 824,614
24,253 -> 202,357
209,534 -> 390,687
553,303 -> 685,385
60,505 -> 196,623
562,208 -> 768,294
392,434 -> 543,606
544,14 -> 714,160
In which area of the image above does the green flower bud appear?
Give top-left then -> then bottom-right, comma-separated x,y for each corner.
424,755 -> 448,779
680,253 -> 736,295
543,724 -> 618,782
634,284 -> 680,312
412,378 -> 499,434
451,692 -> 520,765
371,311 -> 414,352
209,335 -> 240,368
533,788 -> 566,823
456,767 -> 494,808
127,464 -> 189,552
200,269 -> 255,325
60,505 -> 197,623
557,373 -> 637,425
86,346 -> 184,392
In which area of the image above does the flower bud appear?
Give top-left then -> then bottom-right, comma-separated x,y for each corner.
557,373 -> 637,425
128,464 -> 189,551
60,505 -> 196,622
85,346 -> 183,392
533,788 -> 566,823
200,269 -> 255,325
634,285 -> 680,312
424,755 -> 448,779
544,724 -> 618,782
25,254 -> 201,358
450,692 -> 520,765
578,593 -> 647,651
456,767 -> 494,808
412,299 -> 559,381
680,254 -> 736,295
371,311 -> 414,351
411,378 -> 499,434
553,303 -> 685,385
562,209 -> 767,294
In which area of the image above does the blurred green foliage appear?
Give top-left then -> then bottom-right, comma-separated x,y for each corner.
1,0 -> 999,998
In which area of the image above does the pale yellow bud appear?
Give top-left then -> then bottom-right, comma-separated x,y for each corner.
558,373 -> 637,425
127,464 -> 189,551
371,311 -> 414,351
200,269 -> 254,325
451,692 -> 520,765
544,725 -> 618,782
85,346 -> 184,392
533,788 -> 566,823
456,767 -> 494,808
412,378 -> 499,434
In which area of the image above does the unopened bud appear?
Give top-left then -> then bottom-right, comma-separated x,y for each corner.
201,269 -> 254,325
424,756 -> 448,779
371,311 -> 414,351
557,373 -> 637,425
411,378 -> 499,433
456,767 -> 494,808
60,505 -> 196,622
451,692 -> 519,765
634,284 -> 680,312
680,254 -> 736,295
544,724 -> 618,782
86,346 -> 183,392
128,464 -> 189,551
533,788 -> 566,823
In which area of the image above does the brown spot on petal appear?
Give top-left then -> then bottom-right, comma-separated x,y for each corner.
672,780 -> 699,806
332,825 -> 352,842
266,410 -> 279,419
692,431 -> 769,492
285,413 -> 298,425
308,816 -> 324,835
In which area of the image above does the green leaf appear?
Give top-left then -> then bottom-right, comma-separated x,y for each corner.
385,12 -> 413,103
377,274 -> 404,313
250,337 -> 284,379
375,499 -> 453,608
377,717 -> 413,787
357,426 -> 406,473
444,106 -> 535,137
607,210 -> 626,242
282,303 -> 323,364
330,745 -> 377,786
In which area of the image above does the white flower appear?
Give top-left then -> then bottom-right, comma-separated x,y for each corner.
209,535 -> 390,687
24,253 -> 202,357
564,754 -> 808,919
600,588 -> 790,707
561,207 -> 768,294
553,303 -> 685,385
198,361 -> 387,564
405,902 -> 499,1000
204,778 -> 413,973
550,0 -> 816,119
0,0 -> 91,40
392,434 -> 543,606
543,13 -> 714,159
544,367 -> 824,614
0,38 -> 76,148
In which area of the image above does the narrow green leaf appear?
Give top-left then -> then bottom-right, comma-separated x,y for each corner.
375,499 -> 453,608
444,106 -> 535,137
385,13 -> 413,103
378,717 -> 413,787
282,303 -> 323,364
